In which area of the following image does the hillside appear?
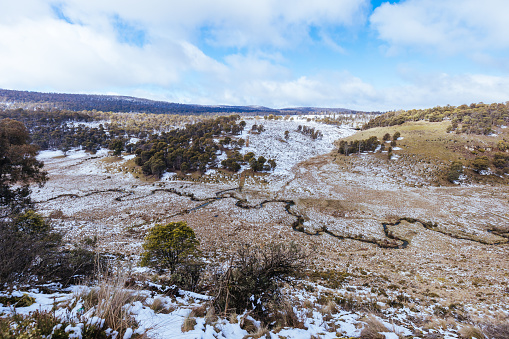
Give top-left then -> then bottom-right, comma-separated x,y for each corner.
0,88 -> 355,115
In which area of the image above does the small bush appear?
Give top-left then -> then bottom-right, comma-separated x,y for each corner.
141,221 -> 200,275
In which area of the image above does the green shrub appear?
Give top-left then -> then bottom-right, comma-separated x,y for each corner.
472,156 -> 490,173
447,161 -> 464,182
141,221 -> 200,275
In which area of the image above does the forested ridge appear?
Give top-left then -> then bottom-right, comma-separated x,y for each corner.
0,89 -> 278,115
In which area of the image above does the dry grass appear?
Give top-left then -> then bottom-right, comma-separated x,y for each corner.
483,320 -> 509,339
190,304 -> 207,317
459,325 -> 485,339
360,315 -> 388,339
205,306 -> 218,325
78,271 -> 140,337
149,297 -> 168,313
181,313 -> 197,332
320,300 -> 339,315
249,326 -> 270,338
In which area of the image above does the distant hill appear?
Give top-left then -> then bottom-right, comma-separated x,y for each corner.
0,88 -> 354,115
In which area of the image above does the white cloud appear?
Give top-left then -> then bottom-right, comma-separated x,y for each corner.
0,0 -> 508,111
0,0 -> 369,96
370,0 -> 509,55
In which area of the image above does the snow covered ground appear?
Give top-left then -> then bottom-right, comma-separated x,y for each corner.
239,117 -> 356,177
2,283 -> 465,339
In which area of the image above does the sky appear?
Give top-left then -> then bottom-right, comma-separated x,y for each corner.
1,0 -> 509,111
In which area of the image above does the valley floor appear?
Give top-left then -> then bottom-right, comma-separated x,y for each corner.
21,118 -> 509,337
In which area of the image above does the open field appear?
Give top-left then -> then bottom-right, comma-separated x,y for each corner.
30,117 -> 509,337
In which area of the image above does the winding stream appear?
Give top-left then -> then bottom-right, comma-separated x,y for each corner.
35,185 -> 508,248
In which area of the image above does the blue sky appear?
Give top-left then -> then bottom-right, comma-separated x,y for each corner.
1,0 -> 509,111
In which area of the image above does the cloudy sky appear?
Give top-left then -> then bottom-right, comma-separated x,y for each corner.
1,0 -> 509,111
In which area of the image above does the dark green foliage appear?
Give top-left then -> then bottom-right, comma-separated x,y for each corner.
393,131 -> 401,140
492,152 -> 509,173
243,152 -> 255,162
221,151 -> 243,172
0,210 -> 99,287
141,221 -> 200,275
213,242 -> 307,317
296,125 -> 323,139
447,161 -> 464,182
472,156 -> 490,173
251,124 -> 265,133
109,138 -> 125,156
0,118 -> 47,217
0,210 -> 59,286
338,136 -> 380,155
134,115 -> 246,177
222,150 -> 276,172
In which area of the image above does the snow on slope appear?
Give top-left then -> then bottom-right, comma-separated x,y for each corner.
240,117 -> 355,177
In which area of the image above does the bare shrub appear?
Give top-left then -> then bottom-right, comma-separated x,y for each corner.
213,241 -> 308,319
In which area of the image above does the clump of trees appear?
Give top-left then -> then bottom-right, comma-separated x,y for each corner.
471,156 -> 490,173
0,118 -> 47,216
221,151 -> 276,173
338,131 -> 401,157
470,153 -> 509,175
251,124 -> 265,133
134,115 -> 245,176
338,136 -> 380,155
296,125 -> 323,139
0,108 -> 211,156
